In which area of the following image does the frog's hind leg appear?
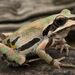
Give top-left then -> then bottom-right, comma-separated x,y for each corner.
35,38 -> 75,69
0,43 -> 26,66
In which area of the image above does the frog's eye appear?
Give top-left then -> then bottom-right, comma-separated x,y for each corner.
54,15 -> 67,26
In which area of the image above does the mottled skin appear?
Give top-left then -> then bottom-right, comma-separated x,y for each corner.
0,9 -> 75,68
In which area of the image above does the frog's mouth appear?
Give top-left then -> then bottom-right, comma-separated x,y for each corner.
65,30 -> 75,47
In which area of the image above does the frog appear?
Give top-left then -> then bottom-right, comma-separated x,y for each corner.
0,9 -> 75,69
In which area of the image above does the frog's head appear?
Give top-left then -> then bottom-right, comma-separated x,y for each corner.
43,10 -> 75,37
43,9 -> 75,47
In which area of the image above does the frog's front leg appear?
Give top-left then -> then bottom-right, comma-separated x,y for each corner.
50,34 -> 73,56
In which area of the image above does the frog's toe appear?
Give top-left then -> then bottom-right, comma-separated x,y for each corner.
53,57 -> 75,68
53,57 -> 65,69
60,43 -> 71,56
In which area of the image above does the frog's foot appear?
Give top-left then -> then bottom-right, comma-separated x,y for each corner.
53,57 -> 75,69
53,57 -> 65,69
60,43 -> 71,56
50,34 -> 72,55
50,37 -> 73,56
55,43 -> 75,56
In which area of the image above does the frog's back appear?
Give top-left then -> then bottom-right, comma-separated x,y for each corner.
3,19 -> 48,49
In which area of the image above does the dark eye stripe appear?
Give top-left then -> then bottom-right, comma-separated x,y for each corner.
43,16 -> 68,36
17,38 -> 40,51
43,23 -> 58,36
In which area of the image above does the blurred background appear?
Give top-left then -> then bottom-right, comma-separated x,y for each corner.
0,0 -> 75,75
0,0 -> 75,33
